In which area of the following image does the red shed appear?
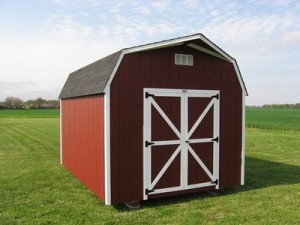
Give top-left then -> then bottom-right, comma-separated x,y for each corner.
59,33 -> 247,206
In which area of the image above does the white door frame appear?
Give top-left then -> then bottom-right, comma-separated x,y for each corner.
143,88 -> 220,200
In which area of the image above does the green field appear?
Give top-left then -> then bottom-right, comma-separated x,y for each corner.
0,109 -> 59,118
246,107 -> 300,131
0,109 -> 299,224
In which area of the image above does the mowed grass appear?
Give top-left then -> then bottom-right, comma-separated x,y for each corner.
0,109 -> 299,224
0,109 -> 59,118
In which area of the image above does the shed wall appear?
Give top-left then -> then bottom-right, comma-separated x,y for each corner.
61,95 -> 105,200
110,45 -> 243,203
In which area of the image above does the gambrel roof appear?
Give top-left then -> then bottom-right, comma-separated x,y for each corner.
59,33 -> 247,99
59,51 -> 121,99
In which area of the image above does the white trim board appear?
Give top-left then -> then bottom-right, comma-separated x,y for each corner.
60,100 -> 63,165
104,91 -> 111,205
187,43 -> 230,62
241,90 -> 246,185
103,54 -> 124,93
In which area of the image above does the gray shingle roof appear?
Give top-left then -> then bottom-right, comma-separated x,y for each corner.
59,51 -> 121,99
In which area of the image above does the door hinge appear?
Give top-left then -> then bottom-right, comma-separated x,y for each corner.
145,92 -> 155,98
212,179 -> 218,185
145,189 -> 154,195
212,94 -> 219,99
145,141 -> 155,147
212,137 -> 219,142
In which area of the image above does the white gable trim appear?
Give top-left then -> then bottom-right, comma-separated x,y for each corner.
103,54 -> 124,93
103,34 -> 247,96
124,33 -> 200,54
232,60 -> 247,96
197,34 -> 248,96
187,43 -> 230,62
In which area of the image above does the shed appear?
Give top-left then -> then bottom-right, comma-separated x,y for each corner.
59,33 -> 247,206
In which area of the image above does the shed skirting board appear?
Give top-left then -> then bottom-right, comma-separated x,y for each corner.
104,91 -> 111,205
60,100 -> 62,165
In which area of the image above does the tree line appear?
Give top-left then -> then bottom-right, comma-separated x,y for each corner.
247,103 -> 300,109
0,96 -> 59,109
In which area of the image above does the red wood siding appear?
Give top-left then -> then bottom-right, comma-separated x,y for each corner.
62,95 -> 105,201
110,45 -> 243,203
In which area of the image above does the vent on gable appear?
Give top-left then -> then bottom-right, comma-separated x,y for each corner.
175,54 -> 193,66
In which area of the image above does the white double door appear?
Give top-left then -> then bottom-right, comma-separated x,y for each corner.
143,88 -> 220,199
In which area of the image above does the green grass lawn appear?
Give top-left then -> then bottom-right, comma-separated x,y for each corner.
0,109 -> 299,224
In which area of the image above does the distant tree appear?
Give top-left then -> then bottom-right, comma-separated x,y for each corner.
46,100 -> 60,109
4,96 -> 24,109
262,103 -> 300,109
14,98 -> 23,108
25,99 -> 35,109
35,97 -> 46,108
262,104 -> 271,108
4,96 -> 14,108
24,98 -> 59,109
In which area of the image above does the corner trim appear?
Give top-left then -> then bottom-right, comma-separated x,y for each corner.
104,91 -> 111,205
60,100 -> 63,165
241,90 -> 246,185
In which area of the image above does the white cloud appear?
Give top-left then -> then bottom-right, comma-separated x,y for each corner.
109,2 -> 124,13
151,1 -> 170,11
135,5 -> 151,15
183,0 -> 199,7
210,10 -> 220,17
282,32 -> 300,44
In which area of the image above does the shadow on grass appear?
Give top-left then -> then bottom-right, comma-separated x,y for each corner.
242,156 -> 300,191
114,156 -> 300,211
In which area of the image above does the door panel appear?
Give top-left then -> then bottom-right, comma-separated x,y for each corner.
188,97 -> 214,140
188,97 -> 212,131
188,143 -> 213,185
151,145 -> 181,189
143,88 -> 220,199
189,107 -> 214,140
151,97 -> 180,141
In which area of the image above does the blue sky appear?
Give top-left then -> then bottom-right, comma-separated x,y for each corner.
0,0 -> 299,105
